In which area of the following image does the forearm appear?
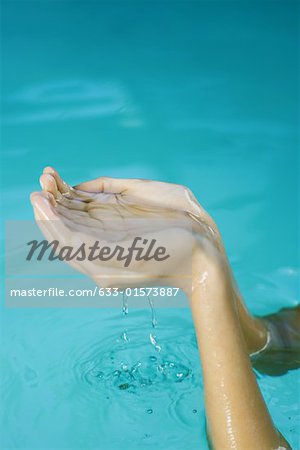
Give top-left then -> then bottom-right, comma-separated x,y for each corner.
232,286 -> 269,355
212,248 -> 269,355
189,252 -> 289,449
193,215 -> 269,355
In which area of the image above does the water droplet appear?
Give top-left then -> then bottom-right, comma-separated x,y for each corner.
149,333 -> 161,352
120,331 -> 129,343
90,369 -> 104,379
148,296 -> 158,328
147,408 -> 153,414
122,293 -> 128,316
157,364 -> 164,374
193,409 -> 197,414
131,362 -> 141,374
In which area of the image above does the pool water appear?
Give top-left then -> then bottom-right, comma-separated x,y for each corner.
1,1 -> 299,449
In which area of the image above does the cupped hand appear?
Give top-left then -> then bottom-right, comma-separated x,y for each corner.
39,167 -> 224,246
31,167 -> 218,292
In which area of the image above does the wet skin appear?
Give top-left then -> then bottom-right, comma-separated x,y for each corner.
30,167 -> 295,450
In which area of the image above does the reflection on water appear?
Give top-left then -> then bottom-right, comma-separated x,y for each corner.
11,79 -> 127,103
3,79 -> 142,126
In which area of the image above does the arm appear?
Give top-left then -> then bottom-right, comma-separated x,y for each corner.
189,250 -> 290,450
34,168 -> 292,447
37,168 -> 293,358
37,168 -> 296,360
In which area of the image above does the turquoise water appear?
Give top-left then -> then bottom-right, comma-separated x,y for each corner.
1,1 -> 299,449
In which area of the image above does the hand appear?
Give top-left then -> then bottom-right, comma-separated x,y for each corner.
31,167 -> 216,292
73,170 -> 224,252
39,166 -> 225,251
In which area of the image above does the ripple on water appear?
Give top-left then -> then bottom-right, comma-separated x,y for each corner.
72,324 -> 203,433
1,310 -> 206,448
75,330 -> 200,394
80,353 -> 193,393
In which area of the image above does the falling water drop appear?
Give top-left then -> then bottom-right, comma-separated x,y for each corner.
149,333 -> 161,353
120,363 -> 128,372
121,331 -> 129,343
122,292 -> 128,316
120,292 -> 129,345
147,295 -> 158,328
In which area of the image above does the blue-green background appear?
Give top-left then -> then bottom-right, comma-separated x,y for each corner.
1,1 -> 299,449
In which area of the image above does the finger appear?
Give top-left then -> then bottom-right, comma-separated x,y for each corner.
43,166 -> 71,194
75,176 -> 202,218
109,178 -> 204,218
74,177 -> 140,194
56,194 -> 92,211
30,191 -> 69,245
30,191 -> 57,216
30,191 -> 60,244
75,176 -> 216,236
39,174 -> 59,199
134,181 -> 202,216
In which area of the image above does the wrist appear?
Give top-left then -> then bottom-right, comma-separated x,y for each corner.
188,244 -> 229,302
